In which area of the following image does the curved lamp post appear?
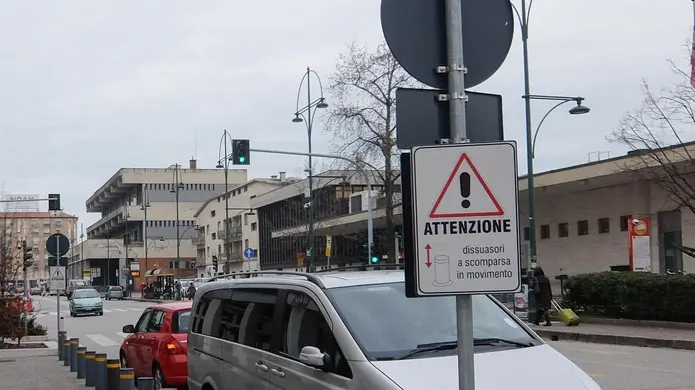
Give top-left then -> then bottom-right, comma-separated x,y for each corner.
217,130 -> 234,274
291,67 -> 328,272
169,164 -> 185,269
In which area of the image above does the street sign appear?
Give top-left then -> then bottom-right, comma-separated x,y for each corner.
410,142 -> 521,296
395,88 -> 503,149
381,0 -> 514,89
325,236 -> 333,257
49,266 -> 66,291
46,233 -> 70,257
243,248 -> 255,259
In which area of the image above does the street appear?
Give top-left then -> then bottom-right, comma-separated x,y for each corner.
550,341 -> 695,390
29,295 -> 695,389
33,294 -> 151,358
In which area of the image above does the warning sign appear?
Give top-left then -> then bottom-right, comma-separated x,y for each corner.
429,152 -> 504,218
410,142 -> 521,296
49,266 -> 66,291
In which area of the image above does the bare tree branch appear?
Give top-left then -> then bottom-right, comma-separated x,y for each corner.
323,42 -> 414,264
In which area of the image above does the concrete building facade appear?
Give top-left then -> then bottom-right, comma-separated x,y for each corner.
250,145 -> 695,280
1,211 -> 78,280
192,175 -> 291,277
71,160 -> 248,288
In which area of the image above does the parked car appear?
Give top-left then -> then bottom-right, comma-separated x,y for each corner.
120,301 -> 191,389
69,288 -> 103,317
187,270 -> 602,390
106,286 -> 125,300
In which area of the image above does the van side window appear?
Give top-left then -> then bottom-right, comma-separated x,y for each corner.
233,288 -> 277,352
280,290 -> 352,379
191,293 -> 212,334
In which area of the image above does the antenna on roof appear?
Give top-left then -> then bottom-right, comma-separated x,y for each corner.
193,131 -> 197,160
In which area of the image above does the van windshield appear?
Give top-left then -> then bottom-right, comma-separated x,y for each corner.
325,282 -> 536,360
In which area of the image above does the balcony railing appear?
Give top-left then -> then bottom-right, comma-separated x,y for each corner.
217,225 -> 242,239
229,251 -> 243,262
191,235 -> 205,246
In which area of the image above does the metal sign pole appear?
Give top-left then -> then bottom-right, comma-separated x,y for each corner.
444,0 -> 475,389
56,239 -> 61,338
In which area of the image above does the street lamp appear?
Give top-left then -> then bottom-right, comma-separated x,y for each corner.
141,186 -> 151,273
292,66 -> 328,272
527,95 -> 590,159
169,164 -> 185,268
217,130 -> 233,274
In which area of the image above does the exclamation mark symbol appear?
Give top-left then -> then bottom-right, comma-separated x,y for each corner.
460,172 -> 471,208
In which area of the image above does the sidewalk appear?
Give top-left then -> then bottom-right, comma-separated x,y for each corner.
532,321 -> 695,350
0,355 -> 87,390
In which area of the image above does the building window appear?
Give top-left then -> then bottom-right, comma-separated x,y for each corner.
558,223 -> 569,238
577,220 -> 589,236
523,227 -> 529,241
212,233 -> 217,240
540,224 -> 550,239
211,210 -> 216,217
598,218 -> 610,234
619,215 -> 632,232
251,222 -> 257,231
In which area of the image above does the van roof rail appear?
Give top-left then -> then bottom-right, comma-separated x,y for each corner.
207,270 -> 325,288
314,265 -> 405,273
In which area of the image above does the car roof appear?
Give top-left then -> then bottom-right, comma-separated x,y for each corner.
149,301 -> 193,311
196,270 -> 405,296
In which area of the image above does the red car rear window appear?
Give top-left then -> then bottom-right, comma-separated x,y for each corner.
174,310 -> 191,333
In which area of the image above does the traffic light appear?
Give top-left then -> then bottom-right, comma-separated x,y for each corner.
48,193 -> 61,211
22,241 -> 33,269
370,243 -> 379,264
232,139 -> 250,165
212,255 -> 219,273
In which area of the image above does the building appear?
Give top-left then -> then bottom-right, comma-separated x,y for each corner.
192,173 -> 292,277
250,169 -> 398,270
249,144 -> 695,279
69,159 -> 247,288
0,211 -> 78,280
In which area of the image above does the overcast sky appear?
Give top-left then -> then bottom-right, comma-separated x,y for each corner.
0,0 -> 690,229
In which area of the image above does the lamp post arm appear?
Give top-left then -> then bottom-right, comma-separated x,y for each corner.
531,99 -> 572,158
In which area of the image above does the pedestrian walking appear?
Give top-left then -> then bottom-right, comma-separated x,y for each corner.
532,267 -> 552,326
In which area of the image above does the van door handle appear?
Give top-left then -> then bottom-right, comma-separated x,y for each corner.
270,368 -> 286,378
255,362 -> 269,372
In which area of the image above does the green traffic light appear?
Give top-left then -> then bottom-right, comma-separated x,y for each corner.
371,256 -> 379,264
239,157 -> 246,163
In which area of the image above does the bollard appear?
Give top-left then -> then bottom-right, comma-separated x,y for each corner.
95,353 -> 107,390
106,358 -> 120,390
119,367 -> 135,390
77,347 -> 87,379
85,351 -> 96,387
63,340 -> 70,367
58,331 -> 66,361
69,338 -> 79,373
137,377 -> 154,390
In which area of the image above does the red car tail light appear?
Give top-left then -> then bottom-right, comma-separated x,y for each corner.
165,337 -> 186,355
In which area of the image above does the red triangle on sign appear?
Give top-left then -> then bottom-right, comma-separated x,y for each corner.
429,152 -> 504,218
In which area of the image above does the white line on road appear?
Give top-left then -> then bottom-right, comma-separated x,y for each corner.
113,309 -> 128,312
86,334 -> 121,347
103,309 -> 112,313
127,308 -> 144,311
116,332 -> 128,338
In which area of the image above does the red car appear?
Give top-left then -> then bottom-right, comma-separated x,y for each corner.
119,301 -> 191,389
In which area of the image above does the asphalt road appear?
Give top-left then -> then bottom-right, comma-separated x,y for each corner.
550,340 -> 695,390
32,294 -> 151,359
30,295 -> 695,389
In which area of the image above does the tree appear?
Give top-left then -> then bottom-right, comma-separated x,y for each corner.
324,42 -> 413,264
0,217 -> 27,347
609,65 -> 695,257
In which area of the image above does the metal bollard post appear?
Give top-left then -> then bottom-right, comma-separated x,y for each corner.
63,340 -> 70,367
137,377 -> 154,390
58,331 -> 66,361
106,358 -> 120,390
119,367 -> 135,390
69,338 -> 79,373
95,353 -> 107,390
85,351 -> 96,387
77,347 -> 87,379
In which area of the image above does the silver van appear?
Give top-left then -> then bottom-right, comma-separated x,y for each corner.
187,270 -> 601,390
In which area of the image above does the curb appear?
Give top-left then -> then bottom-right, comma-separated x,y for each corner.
535,328 -> 695,351
577,316 -> 695,330
0,344 -> 56,358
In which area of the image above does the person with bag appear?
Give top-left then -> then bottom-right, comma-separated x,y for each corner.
532,267 -> 553,326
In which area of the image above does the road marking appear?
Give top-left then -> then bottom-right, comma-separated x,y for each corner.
86,334 -> 121,347
113,309 -> 128,312
116,332 -> 128,338
103,309 -> 112,313
127,308 -> 143,311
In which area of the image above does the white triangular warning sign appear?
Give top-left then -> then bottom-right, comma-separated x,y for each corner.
429,152 -> 504,218
52,268 -> 64,279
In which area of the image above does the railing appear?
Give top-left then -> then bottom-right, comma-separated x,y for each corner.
230,251 -> 243,262
191,235 -> 205,246
217,226 -> 242,239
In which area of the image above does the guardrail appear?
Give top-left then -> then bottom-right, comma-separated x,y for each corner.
57,330 -> 176,390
